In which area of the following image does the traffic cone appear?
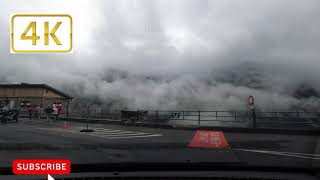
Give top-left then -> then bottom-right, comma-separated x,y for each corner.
64,121 -> 67,128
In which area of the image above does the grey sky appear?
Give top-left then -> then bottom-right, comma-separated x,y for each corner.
0,0 -> 320,110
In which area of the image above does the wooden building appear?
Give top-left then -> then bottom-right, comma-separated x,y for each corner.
0,83 -> 72,114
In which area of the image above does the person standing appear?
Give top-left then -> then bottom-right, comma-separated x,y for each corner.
56,104 -> 62,119
44,105 -> 54,123
34,104 -> 40,119
52,105 -> 59,121
27,105 -> 34,120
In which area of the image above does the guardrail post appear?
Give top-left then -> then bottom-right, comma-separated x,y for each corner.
146,111 -> 148,122
198,111 -> 201,126
216,111 -> 218,121
156,111 -> 158,121
86,106 -> 90,129
66,100 -> 70,118
137,110 -> 139,122
87,106 -> 90,119
82,109 -> 84,119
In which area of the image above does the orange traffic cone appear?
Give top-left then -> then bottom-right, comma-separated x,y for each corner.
64,121 -> 67,128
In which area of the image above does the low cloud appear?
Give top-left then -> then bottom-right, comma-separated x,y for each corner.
0,0 -> 320,111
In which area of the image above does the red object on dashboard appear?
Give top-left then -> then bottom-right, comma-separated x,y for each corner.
188,130 -> 230,149
12,159 -> 70,175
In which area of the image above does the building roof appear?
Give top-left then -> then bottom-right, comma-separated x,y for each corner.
0,83 -> 73,99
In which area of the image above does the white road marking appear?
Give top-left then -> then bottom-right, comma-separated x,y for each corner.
91,131 -> 150,135
234,148 -> 320,160
90,133 -> 151,137
90,129 -> 122,133
38,127 -> 163,139
101,134 -> 163,139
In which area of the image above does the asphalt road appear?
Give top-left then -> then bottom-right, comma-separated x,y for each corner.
0,118 -> 319,174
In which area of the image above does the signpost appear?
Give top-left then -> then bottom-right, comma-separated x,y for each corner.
248,95 -> 256,128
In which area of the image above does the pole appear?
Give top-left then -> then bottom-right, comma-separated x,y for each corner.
252,109 -> 256,128
81,109 -> 84,119
66,100 -> 70,117
80,105 -> 94,132
86,106 -> 89,130
198,111 -> 201,126
216,111 -> 218,121
136,110 -> 139,123
101,109 -> 103,119
248,95 -> 256,128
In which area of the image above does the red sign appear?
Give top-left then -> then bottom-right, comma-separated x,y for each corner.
188,130 -> 230,149
12,159 -> 71,175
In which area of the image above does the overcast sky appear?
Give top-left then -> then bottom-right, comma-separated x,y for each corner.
0,0 -> 320,110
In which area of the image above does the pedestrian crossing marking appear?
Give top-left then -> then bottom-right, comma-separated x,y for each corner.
90,134 -> 162,139
37,127 -> 162,139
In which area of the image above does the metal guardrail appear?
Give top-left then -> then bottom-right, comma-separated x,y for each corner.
15,107 -> 320,129
53,109 -> 320,130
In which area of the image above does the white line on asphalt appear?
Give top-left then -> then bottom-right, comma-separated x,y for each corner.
37,127 -> 163,139
234,148 -> 320,160
75,127 -> 155,135
90,133 -> 152,137
75,127 -> 138,133
234,148 -> 320,157
75,127 -> 121,131
89,128 -> 116,130
92,129 -> 123,133
89,134 -> 163,139
91,131 -> 150,135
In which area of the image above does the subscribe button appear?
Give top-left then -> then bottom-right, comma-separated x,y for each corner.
13,159 -> 70,175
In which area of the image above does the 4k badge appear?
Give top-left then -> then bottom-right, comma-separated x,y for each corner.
11,14 -> 72,53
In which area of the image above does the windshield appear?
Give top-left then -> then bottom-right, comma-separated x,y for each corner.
0,0 -> 320,179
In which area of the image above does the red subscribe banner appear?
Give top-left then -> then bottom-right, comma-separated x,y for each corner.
13,159 -> 70,175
